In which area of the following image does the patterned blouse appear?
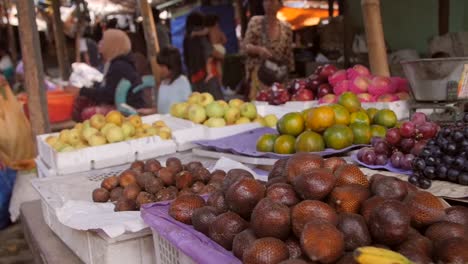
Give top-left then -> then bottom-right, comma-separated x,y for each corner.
243,16 -> 295,79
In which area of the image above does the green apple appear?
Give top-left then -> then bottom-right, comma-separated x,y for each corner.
187,92 -> 202,105
253,116 -> 267,126
264,114 -> 278,128
82,120 -> 91,130
187,104 -> 207,124
235,117 -> 251,125
105,126 -> 125,143
101,123 -> 117,136
240,102 -> 257,120
224,107 -> 241,125
199,92 -> 214,107
68,129 -> 82,146
121,121 -> 136,138
204,117 -> 226,128
170,102 -> 189,118
229,98 -> 244,109
82,127 -> 99,142
205,102 -> 225,118
88,134 -> 107,146
60,145 -> 75,152
58,129 -> 71,144
52,141 -> 67,152
217,100 -> 229,112
90,114 -> 106,130
45,136 -> 59,146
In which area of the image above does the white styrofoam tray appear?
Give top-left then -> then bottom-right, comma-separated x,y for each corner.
37,115 -> 190,176
31,152 -> 218,264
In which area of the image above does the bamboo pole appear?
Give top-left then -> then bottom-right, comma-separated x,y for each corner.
361,0 -> 390,76
52,0 -> 70,79
17,0 -> 50,135
138,0 -> 160,106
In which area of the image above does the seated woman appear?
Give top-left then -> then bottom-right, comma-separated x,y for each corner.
137,47 -> 191,115
66,29 -> 145,120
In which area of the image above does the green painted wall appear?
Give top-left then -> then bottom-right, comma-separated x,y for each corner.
348,0 -> 468,55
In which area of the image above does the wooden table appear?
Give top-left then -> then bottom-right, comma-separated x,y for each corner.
20,200 -> 83,264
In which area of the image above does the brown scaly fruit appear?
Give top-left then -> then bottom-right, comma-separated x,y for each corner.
191,181 -> 205,193
243,237 -> 289,264
368,199 -> 411,246
92,188 -> 110,202
136,172 -> 154,189
328,184 -> 370,214
225,177 -> 265,219
323,157 -> 347,173
336,213 -> 372,251
278,260 -> 309,264
369,173 -> 386,186
210,169 -> 226,182
360,196 -> 386,223
166,157 -> 183,174
222,169 -> 254,192
136,192 -> 156,208
157,167 -> 176,186
191,206 -> 221,235
293,168 -> 336,200
144,159 -> 162,173
123,184 -> 141,200
284,237 -> 303,260
425,221 -> 467,244
285,153 -> 324,183
266,177 -> 288,187
198,184 -> 217,195
114,198 -> 137,211
119,169 -> 138,187
335,252 -> 358,264
404,190 -> 446,228
434,237 -> 468,264
101,175 -> 119,191
178,188 -> 194,197
397,246 -> 432,264
169,194 -> 205,225
144,177 -> 164,194
300,219 -> 344,264
251,198 -> 291,240
208,211 -> 248,250
109,187 -> 123,202
207,191 -> 228,213
155,187 -> 177,201
444,206 -> 468,227
268,158 -> 288,180
266,183 -> 300,207
291,200 -> 338,237
334,164 -> 369,188
130,160 -> 145,173
175,171 -> 194,190
185,161 -> 203,174
207,179 -> 223,190
400,228 -> 433,256
232,229 -> 257,259
370,176 -> 408,201
193,167 -> 211,183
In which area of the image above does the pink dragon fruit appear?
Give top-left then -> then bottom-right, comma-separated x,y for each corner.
346,64 -> 371,80
328,70 -> 347,87
357,93 -> 375,103
349,76 -> 370,94
368,76 -> 392,96
376,93 -> 399,102
390,77 -> 410,93
333,80 -> 350,96
318,94 -> 337,104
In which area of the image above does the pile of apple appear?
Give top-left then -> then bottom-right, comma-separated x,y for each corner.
170,92 -> 278,128
45,111 -> 172,152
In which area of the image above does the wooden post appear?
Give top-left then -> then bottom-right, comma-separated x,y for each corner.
438,0 -> 450,35
343,0 -> 352,68
361,0 -> 390,76
138,0 -> 160,106
52,0 -> 70,79
17,0 -> 50,134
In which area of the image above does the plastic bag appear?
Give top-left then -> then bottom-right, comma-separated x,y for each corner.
0,76 -> 36,170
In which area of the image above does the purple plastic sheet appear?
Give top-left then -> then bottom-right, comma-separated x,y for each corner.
194,127 -> 367,158
141,200 -> 241,264
352,154 -> 412,175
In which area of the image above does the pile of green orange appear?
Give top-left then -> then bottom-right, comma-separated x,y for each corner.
256,92 -> 398,154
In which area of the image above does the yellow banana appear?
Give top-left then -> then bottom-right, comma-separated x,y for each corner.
354,247 -> 413,264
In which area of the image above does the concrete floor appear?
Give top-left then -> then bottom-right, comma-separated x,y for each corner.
0,223 -> 33,264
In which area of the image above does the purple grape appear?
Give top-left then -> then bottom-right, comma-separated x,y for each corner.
374,141 -> 390,156
357,147 -> 369,161
362,149 -> 377,165
418,177 -> 432,189
371,137 -> 385,147
400,138 -> 415,154
411,140 -> 428,156
375,154 -> 388,166
390,151 -> 404,168
400,154 -> 415,170
408,175 -> 420,186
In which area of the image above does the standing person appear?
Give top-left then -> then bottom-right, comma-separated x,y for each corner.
183,11 -> 224,100
79,27 -> 101,69
205,14 -> 227,87
243,0 -> 294,100
0,44 -> 14,84
152,7 -> 171,50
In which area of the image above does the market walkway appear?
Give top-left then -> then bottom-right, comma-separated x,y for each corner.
0,222 -> 33,264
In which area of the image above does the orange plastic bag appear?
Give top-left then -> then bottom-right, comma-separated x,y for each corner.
0,76 -> 36,170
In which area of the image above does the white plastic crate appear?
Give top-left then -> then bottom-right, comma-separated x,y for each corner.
32,153 -> 218,264
152,229 -> 195,264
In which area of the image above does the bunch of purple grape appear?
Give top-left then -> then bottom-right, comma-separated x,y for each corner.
357,112 -> 439,173
409,113 -> 468,189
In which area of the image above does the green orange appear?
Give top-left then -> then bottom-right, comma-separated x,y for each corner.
274,135 -> 296,154
330,104 -> 350,126
370,125 -> 387,138
350,110 -> 371,126
366,107 -> 378,123
295,131 -> 325,153
256,134 -> 278,152
350,123 -> 372,144
306,106 -> 336,132
277,112 -> 305,136
323,124 -> 354,150
373,109 -> 398,128
338,92 -> 362,113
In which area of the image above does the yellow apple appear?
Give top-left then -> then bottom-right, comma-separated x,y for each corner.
105,110 -> 124,126
153,120 -> 167,128
59,145 -> 75,152
121,121 -> 136,138
264,114 -> 278,128
158,126 -> 172,134
74,123 -> 84,132
217,100 -> 229,112
128,115 -> 142,128
158,131 -> 172,140
90,114 -> 106,130
224,107 -> 241,125
105,127 -> 125,143
58,129 -> 71,144
82,127 -> 99,142
82,120 -> 91,130
229,98 -> 244,109
100,123 -> 117,136
199,92 -> 214,106
187,104 -> 207,124
88,134 -> 107,146
142,124 -> 152,130
145,127 -> 158,136
187,92 -> 202,104
253,116 -> 267,126
235,117 -> 251,125
45,136 -> 59,146
68,129 -> 82,146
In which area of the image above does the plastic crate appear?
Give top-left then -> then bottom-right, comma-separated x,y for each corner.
152,230 -> 195,264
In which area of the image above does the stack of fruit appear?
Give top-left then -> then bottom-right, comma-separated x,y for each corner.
357,113 -> 440,184
168,153 -> 468,264
170,92 -> 278,128
92,157 -> 226,211
410,113 -> 468,188
45,111 -> 172,152
256,92 -> 398,154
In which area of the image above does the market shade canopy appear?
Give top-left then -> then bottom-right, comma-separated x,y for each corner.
277,6 -> 338,30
